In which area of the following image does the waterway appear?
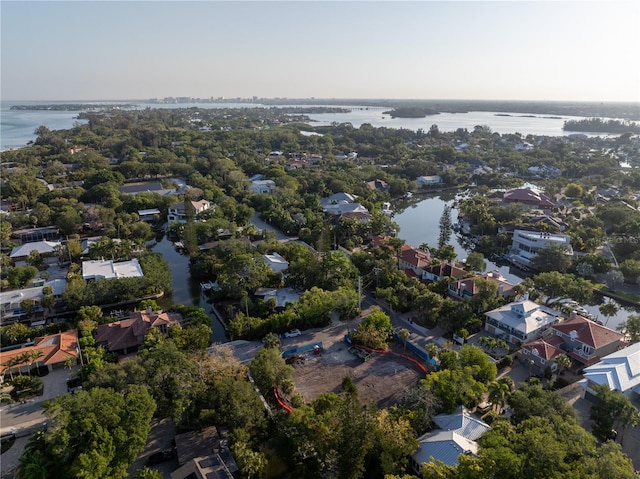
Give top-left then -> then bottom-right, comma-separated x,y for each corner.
391,192 -> 640,331
0,100 -> 621,151
150,234 -> 229,343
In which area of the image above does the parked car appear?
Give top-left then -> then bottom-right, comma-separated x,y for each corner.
283,329 -> 302,338
146,448 -> 175,466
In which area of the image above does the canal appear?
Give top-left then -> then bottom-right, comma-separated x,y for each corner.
391,190 -> 640,332
150,234 -> 229,343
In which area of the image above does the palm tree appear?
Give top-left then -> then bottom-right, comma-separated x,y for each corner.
599,301 -> 619,327
398,328 -> 410,353
425,343 -> 439,361
28,350 -> 44,375
2,356 -> 22,381
488,377 -> 514,413
554,354 -> 572,376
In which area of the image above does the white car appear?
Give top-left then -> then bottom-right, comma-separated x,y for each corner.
283,329 -> 302,338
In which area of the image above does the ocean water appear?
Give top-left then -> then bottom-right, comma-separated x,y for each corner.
0,100 -> 619,151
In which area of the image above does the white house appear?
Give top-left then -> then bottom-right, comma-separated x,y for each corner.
263,252 -> 289,274
417,175 -> 443,187
0,279 -> 67,321
167,200 -> 212,224
582,342 -> 640,402
508,229 -> 573,269
10,240 -> 61,267
484,297 -> 562,344
250,179 -> 276,194
82,259 -> 144,281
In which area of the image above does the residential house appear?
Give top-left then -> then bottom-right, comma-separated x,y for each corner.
95,310 -> 183,354
365,179 -> 389,191
0,279 -> 66,322
167,199 -> 212,224
484,298 -> 562,345
0,330 -> 79,380
320,192 -> 358,208
582,341 -> 640,402
550,315 -> 624,367
417,175 -> 443,188
172,427 -> 238,478
411,407 -> 490,472
448,270 -> 515,301
254,288 -> 300,309
250,179 -> 276,194
263,252 -> 289,274
118,182 -> 177,196
521,336 -> 566,375
399,246 -> 432,278
10,240 -> 61,267
11,226 -> 59,244
508,229 -> 573,269
137,208 -> 161,223
422,262 -> 467,283
82,258 -> 144,281
503,187 -> 555,210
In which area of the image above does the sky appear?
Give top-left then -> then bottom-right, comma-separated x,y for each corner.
1,1 -> 639,102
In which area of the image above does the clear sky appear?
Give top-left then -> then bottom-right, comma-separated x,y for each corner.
1,1 -> 639,102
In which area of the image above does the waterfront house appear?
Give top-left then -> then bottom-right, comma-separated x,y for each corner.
0,278 -> 66,322
448,270 -> 515,301
167,199 -> 212,224
95,309 -> 183,354
422,261 -> 467,283
82,258 -> 144,281
11,226 -> 60,244
399,246 -> 432,278
254,288 -> 300,309
550,315 -> 624,367
137,208 -> 161,223
508,229 -> 573,269
582,341 -> 640,402
416,175 -> 443,188
484,298 -> 562,345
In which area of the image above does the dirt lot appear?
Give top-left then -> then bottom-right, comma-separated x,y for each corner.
291,340 -> 425,408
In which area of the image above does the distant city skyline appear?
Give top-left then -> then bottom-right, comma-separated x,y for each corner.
2,1 -> 639,103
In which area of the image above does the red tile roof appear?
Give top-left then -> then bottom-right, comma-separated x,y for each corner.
523,338 -> 565,361
552,316 -> 624,349
400,247 -> 432,269
0,330 -> 79,376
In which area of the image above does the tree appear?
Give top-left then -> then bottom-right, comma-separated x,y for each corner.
133,468 -> 162,479
620,259 -> 640,284
249,347 -> 294,393
554,354 -> 572,376
599,301 -> 620,327
262,331 -> 281,349
350,309 -> 393,350
438,205 -> 452,250
398,328 -> 410,352
488,377 -> 514,412
18,386 -> 156,479
531,246 -> 573,273
590,383 -> 640,442
617,314 -> 640,344
464,252 -> 486,273
425,343 -> 439,361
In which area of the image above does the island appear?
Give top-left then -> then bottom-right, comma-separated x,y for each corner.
563,117 -> 640,134
382,106 -> 439,118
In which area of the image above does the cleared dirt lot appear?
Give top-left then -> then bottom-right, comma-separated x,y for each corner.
291,340 -> 425,408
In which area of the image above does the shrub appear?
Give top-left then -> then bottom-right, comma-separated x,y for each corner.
498,355 -> 513,369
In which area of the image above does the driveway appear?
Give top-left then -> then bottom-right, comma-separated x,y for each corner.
0,366 -> 79,476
